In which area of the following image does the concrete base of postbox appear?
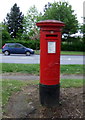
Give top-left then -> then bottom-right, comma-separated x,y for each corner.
39,84 -> 60,107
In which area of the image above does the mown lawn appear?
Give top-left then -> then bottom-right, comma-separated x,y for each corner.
61,51 -> 83,55
0,49 -> 2,54
1,63 -> 84,75
35,50 -> 83,55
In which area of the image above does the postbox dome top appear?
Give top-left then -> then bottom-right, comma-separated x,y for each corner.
36,20 -> 65,27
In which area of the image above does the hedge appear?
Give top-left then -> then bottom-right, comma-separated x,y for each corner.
2,39 -> 40,50
61,41 -> 84,51
2,39 -> 84,51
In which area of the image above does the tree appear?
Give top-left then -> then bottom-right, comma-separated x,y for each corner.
80,23 -> 85,43
1,23 -> 11,41
80,17 -> 85,39
43,2 -> 79,37
24,5 -> 42,40
80,24 -> 85,34
4,3 -> 24,38
0,22 -> 11,47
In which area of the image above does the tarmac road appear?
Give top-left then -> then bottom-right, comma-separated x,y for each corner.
0,54 -> 84,64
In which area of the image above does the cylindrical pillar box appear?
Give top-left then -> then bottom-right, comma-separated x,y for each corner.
36,20 -> 65,107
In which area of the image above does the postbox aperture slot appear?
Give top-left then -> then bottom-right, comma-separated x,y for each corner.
46,34 -> 58,37
46,34 -> 58,40
48,41 -> 56,53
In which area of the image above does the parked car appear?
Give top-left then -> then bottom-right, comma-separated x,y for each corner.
2,43 -> 34,56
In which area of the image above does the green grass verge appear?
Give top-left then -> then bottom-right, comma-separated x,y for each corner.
1,63 -> 40,75
1,63 -> 84,75
2,79 -> 27,106
35,50 -> 83,55
60,64 -> 84,74
0,49 -> 2,54
25,79 -> 83,88
60,79 -> 83,88
61,51 -> 83,55
2,78 -> 83,107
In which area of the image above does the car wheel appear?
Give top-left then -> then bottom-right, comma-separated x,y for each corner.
4,51 -> 10,55
26,51 -> 30,56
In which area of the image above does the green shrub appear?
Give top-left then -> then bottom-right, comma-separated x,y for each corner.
2,39 -> 40,50
2,36 -> 84,51
61,42 -> 84,51
61,36 -> 84,51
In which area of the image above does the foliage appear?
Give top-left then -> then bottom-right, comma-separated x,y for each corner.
24,5 -> 42,40
61,37 -> 84,51
80,23 -> 85,44
43,1 -> 79,36
1,23 -> 11,41
0,23 -> 1,37
1,2 -> 83,51
2,37 -> 84,51
80,24 -> 85,34
4,3 -> 24,38
2,39 -> 40,50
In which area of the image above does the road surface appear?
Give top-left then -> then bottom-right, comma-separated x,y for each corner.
0,54 -> 84,64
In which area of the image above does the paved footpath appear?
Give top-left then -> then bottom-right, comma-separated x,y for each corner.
1,73 -> 83,80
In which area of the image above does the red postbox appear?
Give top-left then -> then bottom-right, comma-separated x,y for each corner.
36,20 -> 65,107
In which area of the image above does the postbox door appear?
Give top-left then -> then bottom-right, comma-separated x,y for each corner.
40,31 -> 61,85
